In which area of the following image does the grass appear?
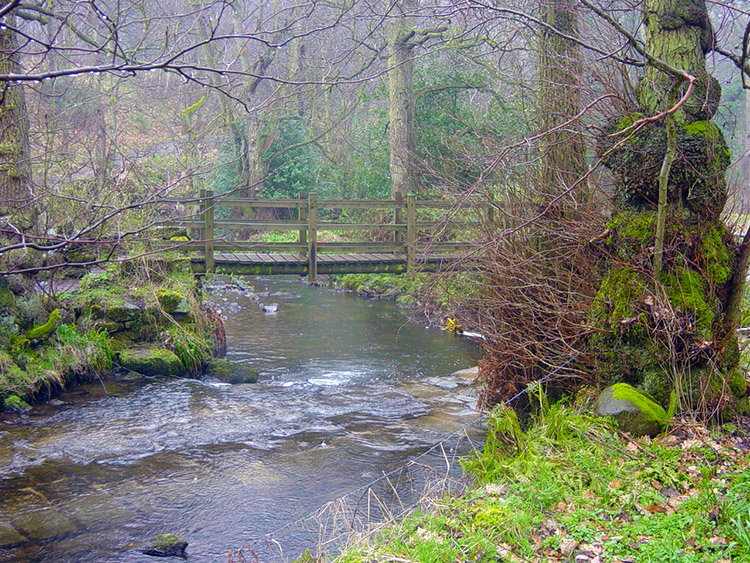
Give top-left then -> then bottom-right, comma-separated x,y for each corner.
328,402 -> 750,563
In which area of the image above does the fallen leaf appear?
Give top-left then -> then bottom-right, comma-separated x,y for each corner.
642,503 -> 668,514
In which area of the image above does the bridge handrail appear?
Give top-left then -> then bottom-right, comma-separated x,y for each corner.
165,190 -> 491,281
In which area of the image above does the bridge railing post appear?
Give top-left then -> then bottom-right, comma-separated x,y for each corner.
308,192 -> 317,283
393,191 -> 403,247
298,191 -> 308,250
406,193 -> 416,273
203,188 -> 215,274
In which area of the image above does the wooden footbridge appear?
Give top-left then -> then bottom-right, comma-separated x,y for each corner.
162,190 -> 492,282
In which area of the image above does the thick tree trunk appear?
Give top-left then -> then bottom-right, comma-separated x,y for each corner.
0,11 -> 32,222
537,0 -> 586,197
639,0 -> 718,124
387,0 -> 417,198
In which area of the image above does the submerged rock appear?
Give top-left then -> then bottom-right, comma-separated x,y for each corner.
261,302 -> 278,314
141,533 -> 188,559
205,358 -> 259,384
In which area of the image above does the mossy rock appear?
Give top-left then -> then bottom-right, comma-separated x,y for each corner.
3,394 -> 31,414
105,301 -> 141,323
157,289 -> 184,313
140,533 -> 188,559
205,358 -> 259,384
594,383 -> 669,436
118,347 -> 186,377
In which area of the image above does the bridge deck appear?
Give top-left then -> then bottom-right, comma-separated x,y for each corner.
191,252 -> 459,276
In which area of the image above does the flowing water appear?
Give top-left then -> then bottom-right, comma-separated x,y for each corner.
0,277 -> 480,562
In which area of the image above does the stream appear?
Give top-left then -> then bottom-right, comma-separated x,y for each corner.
0,276 -> 481,562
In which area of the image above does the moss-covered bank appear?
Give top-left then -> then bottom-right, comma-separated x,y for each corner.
333,271 -> 482,322
0,259 -> 225,408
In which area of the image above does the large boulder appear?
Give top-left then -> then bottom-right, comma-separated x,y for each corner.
594,383 -> 669,437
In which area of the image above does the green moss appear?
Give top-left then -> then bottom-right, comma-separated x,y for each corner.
157,289 -> 184,313
597,116 -> 730,217
727,369 -> 748,397
682,120 -> 725,149
640,369 -> 672,404
605,213 -> 655,260
3,394 -> 31,413
118,347 -> 186,377
616,112 -> 645,134
589,268 -> 649,332
701,223 -> 731,287
152,534 -> 185,550
146,533 -> 188,558
611,382 -> 670,428
0,286 -> 16,309
26,309 -> 61,342
659,267 -> 714,336
104,301 -> 140,323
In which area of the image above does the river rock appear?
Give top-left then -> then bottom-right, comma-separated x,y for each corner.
3,395 -> 31,414
141,533 -> 188,559
426,376 -> 459,390
593,384 -> 664,437
3,490 -> 80,540
205,358 -> 259,384
450,366 -> 479,379
118,347 -> 186,377
0,521 -> 25,548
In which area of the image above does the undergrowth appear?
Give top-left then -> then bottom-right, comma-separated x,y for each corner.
332,402 -> 750,563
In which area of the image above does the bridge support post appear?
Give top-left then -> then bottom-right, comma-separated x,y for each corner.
203,188 -> 215,274
298,191 -> 308,248
307,192 -> 317,283
393,191 -> 403,245
406,193 -> 416,273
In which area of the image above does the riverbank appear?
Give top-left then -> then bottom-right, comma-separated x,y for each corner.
329,402 -> 750,563
332,272 -> 480,326
0,260 -> 233,411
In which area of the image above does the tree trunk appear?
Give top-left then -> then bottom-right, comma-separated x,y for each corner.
0,10 -> 32,223
537,0 -> 586,198
387,0 -> 417,198
639,0 -> 718,124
